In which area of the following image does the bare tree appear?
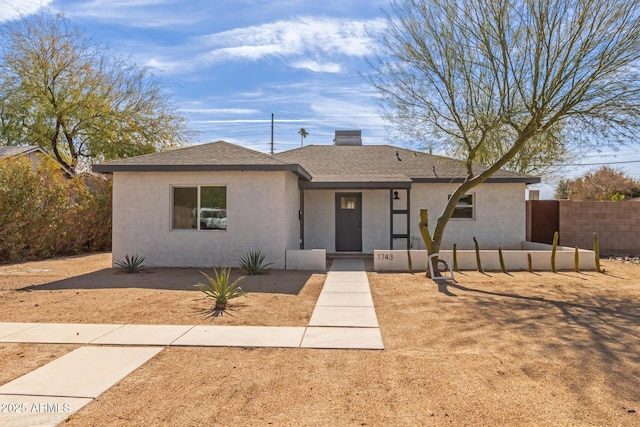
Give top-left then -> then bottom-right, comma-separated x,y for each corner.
369,0 -> 640,269
0,13 -> 190,173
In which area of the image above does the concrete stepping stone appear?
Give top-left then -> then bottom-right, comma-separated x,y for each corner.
90,324 -> 194,346
0,395 -> 92,427
316,292 -> 374,307
0,323 -> 123,344
301,327 -> 384,349
0,323 -> 41,339
172,326 -> 306,348
321,280 -> 371,293
0,346 -> 162,399
329,259 -> 365,271
309,306 -> 379,327
324,272 -> 368,282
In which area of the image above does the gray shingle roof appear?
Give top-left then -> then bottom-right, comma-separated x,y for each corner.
274,145 -> 539,184
91,141 -> 539,185
0,146 -> 44,158
92,141 -> 312,179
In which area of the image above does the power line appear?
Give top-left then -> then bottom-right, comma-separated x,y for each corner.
552,159 -> 640,166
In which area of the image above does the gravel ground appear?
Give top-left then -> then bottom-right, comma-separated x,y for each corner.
0,253 -> 638,426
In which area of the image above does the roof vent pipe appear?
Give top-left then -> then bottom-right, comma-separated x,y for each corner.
333,130 -> 362,146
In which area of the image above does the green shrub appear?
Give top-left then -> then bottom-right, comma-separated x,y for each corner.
63,173 -> 112,253
239,250 -> 273,275
196,267 -> 246,311
0,155 -> 112,262
115,254 -> 146,273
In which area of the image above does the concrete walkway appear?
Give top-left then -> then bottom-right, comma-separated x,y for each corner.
0,258 -> 382,426
302,258 -> 383,349
0,259 -> 383,350
0,346 -> 162,427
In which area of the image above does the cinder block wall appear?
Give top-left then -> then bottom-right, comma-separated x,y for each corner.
558,200 -> 640,255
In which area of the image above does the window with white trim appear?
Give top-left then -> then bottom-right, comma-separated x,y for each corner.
172,186 -> 227,230
448,193 -> 474,219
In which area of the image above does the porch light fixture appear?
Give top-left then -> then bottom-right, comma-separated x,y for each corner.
393,191 -> 400,200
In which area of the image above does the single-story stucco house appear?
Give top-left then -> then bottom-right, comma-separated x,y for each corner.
0,145 -> 46,165
93,130 -> 540,268
0,145 -> 74,177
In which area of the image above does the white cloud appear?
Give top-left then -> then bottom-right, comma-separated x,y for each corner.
0,0 -> 52,22
197,119 -> 307,124
62,0 -> 203,28
197,16 -> 387,61
291,60 -> 342,73
142,57 -> 186,74
142,16 -> 386,75
310,93 -> 385,132
181,107 -> 261,115
209,44 -> 284,61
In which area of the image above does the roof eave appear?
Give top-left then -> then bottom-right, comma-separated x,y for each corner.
411,176 -> 541,184
303,181 -> 412,190
92,163 -> 312,180
21,147 -> 45,156
0,146 -> 45,157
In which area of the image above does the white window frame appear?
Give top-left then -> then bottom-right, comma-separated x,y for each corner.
448,193 -> 475,220
171,185 -> 227,231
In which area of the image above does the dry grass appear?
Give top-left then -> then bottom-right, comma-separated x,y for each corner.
0,253 -> 324,326
0,253 -> 639,426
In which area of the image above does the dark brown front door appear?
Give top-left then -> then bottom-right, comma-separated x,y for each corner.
335,193 -> 362,251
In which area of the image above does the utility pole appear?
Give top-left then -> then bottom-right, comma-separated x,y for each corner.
270,113 -> 274,155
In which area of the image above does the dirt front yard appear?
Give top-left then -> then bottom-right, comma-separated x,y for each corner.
0,253 -> 639,426
0,253 -> 324,326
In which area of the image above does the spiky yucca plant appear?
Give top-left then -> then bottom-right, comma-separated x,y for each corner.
115,254 -> 146,273
239,251 -> 273,275
196,268 -> 245,311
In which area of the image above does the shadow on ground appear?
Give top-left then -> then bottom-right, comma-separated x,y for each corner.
18,268 -> 316,295
370,266 -> 640,418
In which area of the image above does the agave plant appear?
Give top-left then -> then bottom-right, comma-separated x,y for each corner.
239,250 -> 273,275
115,254 -> 146,273
195,267 -> 246,311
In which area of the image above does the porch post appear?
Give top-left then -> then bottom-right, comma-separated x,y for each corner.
299,183 -> 305,249
406,188 -> 411,249
389,189 -> 394,249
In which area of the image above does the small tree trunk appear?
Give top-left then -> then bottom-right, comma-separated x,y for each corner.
419,209 -> 441,278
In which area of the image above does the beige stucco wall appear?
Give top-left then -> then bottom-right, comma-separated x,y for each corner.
410,182 -> 527,250
112,170 -> 300,268
113,172 -> 526,266
284,172 -> 301,250
303,189 -> 390,252
303,183 -> 526,253
362,190 -> 390,252
303,190 -> 336,251
26,152 -> 41,171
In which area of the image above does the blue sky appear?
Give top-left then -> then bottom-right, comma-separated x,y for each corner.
1,0 -> 640,194
0,0 -> 390,153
